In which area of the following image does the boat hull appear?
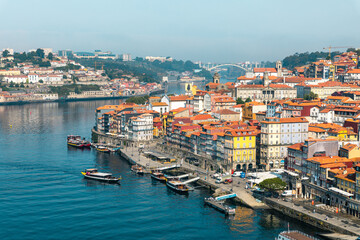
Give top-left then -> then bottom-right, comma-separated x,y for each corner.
151,174 -> 167,182
67,142 -> 85,148
96,148 -> 110,153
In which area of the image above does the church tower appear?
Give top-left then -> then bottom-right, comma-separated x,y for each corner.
263,71 -> 270,87
213,72 -> 220,84
276,60 -> 283,77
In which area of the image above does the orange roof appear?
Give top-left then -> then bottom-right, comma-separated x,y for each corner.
152,102 -> 168,106
288,143 -> 303,151
170,95 -> 189,101
171,107 -> 188,113
253,68 -> 277,73
308,127 -> 326,133
215,109 -> 239,115
347,69 -> 360,74
191,114 -> 214,121
341,143 -> 358,151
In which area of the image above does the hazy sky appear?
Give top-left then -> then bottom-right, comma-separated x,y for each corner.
1,0 -> 360,63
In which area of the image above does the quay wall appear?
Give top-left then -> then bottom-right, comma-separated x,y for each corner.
264,198 -> 359,236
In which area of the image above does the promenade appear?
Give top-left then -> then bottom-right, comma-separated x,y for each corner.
120,145 -> 268,209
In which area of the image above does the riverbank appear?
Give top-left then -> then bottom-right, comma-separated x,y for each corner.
0,89 -> 165,106
119,144 -> 268,210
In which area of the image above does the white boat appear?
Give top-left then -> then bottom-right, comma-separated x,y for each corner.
276,230 -> 319,240
81,168 -> 120,183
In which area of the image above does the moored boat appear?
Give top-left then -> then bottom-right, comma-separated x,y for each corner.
276,230 -> 319,240
151,170 -> 167,182
96,146 -> 111,153
204,197 -> 236,215
81,168 -> 121,183
166,180 -> 192,193
131,165 -> 144,175
67,135 -> 91,148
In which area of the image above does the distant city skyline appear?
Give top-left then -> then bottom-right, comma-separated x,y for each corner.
1,0 -> 360,63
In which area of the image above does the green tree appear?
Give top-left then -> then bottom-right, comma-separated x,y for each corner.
48,52 -> 53,60
9,81 -> 14,87
63,75 -> 67,79
39,80 -> 44,83
236,97 -> 245,104
74,85 -> 81,94
36,48 -> 45,59
2,50 -> 9,57
14,83 -> 19,88
245,97 -> 252,103
20,83 -> 25,88
304,91 -> 318,100
259,178 -> 287,192
126,96 -> 149,104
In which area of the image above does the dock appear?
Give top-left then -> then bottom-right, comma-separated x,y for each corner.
119,146 -> 268,209
204,198 -> 235,215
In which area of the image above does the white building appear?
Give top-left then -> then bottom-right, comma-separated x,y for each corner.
128,114 -> 153,142
149,102 -> 169,115
3,75 -> 28,83
121,53 -> 132,61
28,74 -> 39,83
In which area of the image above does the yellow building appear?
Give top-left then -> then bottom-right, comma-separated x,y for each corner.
335,169 -> 356,195
339,143 -> 360,159
224,128 -> 258,171
242,101 -> 267,122
328,127 -> 357,141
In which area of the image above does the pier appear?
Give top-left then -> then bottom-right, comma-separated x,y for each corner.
119,146 -> 268,209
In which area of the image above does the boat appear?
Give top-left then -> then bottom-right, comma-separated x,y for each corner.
204,197 -> 236,215
151,170 -> 167,182
96,146 -> 111,153
166,180 -> 192,193
131,165 -> 144,175
276,230 -> 319,240
67,135 -> 91,148
166,176 -> 200,193
81,168 -> 120,183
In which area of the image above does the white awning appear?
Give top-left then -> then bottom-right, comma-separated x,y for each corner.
329,187 -> 354,197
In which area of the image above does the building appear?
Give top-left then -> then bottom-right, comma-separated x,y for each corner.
127,114 -> 153,143
213,109 -> 240,121
235,72 -> 297,103
260,117 -> 309,169
339,143 -> 360,159
242,101 -> 267,122
121,53 -> 132,61
224,128 -> 257,171
286,138 -> 339,174
58,50 -> 73,57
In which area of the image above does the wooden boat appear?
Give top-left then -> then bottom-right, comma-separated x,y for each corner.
67,135 -> 91,148
131,165 -> 144,175
151,170 -> 167,182
81,168 -> 120,183
96,146 -> 111,153
166,180 -> 192,193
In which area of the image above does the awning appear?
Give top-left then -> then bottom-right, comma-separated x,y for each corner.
329,187 -> 354,197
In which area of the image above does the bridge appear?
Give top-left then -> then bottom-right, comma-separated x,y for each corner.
198,62 -> 260,72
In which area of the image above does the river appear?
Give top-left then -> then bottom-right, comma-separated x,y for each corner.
0,88 -> 324,239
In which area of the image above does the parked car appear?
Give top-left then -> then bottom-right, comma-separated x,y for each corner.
232,171 -> 243,177
281,190 -> 294,197
224,178 -> 233,184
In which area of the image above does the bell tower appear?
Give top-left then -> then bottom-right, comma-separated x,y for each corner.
276,60 -> 283,77
263,71 -> 270,87
213,72 -> 220,84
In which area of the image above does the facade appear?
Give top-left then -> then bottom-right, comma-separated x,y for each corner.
127,114 -> 153,142
224,128 -> 257,171
260,117 -> 309,169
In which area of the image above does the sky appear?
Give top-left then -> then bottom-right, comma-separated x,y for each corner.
1,0 -> 360,63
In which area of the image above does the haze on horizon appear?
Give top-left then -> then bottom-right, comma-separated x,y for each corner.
1,0 -> 360,63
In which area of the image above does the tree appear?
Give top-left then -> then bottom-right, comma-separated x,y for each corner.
2,50 -> 9,57
63,75 -> 67,79
236,97 -> 245,104
14,83 -> 19,88
48,52 -> 53,60
259,178 -> 287,192
39,80 -> 44,83
74,85 -> 81,94
36,48 -> 45,59
20,83 -> 25,88
9,81 -> 14,87
304,91 -> 318,100
245,97 -> 252,103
